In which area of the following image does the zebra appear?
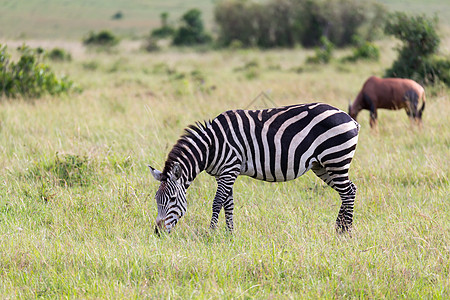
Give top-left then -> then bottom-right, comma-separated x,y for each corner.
149,103 -> 360,234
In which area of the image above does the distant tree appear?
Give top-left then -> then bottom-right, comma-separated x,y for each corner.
151,12 -> 175,38
385,12 -> 439,59
214,0 -> 260,47
161,12 -> 169,27
173,9 -> 212,46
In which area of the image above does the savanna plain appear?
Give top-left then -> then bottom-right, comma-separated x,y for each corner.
1,1 -> 450,299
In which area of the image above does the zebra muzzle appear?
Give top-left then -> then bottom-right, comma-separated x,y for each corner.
155,216 -> 165,236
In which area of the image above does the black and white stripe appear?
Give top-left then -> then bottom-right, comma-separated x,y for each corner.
150,103 -> 360,233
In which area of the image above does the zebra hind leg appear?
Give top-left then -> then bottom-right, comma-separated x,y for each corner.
311,162 -> 357,234
335,181 -> 356,234
223,189 -> 234,232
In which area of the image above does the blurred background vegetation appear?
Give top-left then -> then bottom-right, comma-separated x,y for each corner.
1,0 -> 449,97
0,0 -> 449,40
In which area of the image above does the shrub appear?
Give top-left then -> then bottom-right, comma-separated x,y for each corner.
46,48 -> 72,62
215,0 -> 301,48
352,41 -> 379,61
151,12 -> 175,39
82,60 -> 99,71
83,30 -> 120,47
0,44 -> 74,98
427,55 -> 450,85
233,60 -> 260,79
306,36 -> 334,64
172,9 -> 212,46
343,36 -> 379,62
29,153 -> 96,187
111,11 -> 124,20
142,36 -> 160,52
384,12 -> 449,85
385,12 -> 439,57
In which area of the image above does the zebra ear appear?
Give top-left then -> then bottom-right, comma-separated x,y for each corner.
148,165 -> 163,181
170,162 -> 182,181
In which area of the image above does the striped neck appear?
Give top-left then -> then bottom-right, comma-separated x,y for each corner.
162,122 -> 213,186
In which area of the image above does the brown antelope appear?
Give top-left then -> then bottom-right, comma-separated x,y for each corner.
348,76 -> 426,128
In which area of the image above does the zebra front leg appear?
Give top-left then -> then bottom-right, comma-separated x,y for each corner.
210,174 -> 237,230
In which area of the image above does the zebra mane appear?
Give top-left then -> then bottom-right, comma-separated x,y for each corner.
162,121 -> 211,177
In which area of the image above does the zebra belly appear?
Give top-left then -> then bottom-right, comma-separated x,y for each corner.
239,158 -> 312,182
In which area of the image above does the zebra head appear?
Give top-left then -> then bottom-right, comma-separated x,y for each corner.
149,162 -> 187,234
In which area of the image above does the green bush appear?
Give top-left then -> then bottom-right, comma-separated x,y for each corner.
385,12 -> 439,57
151,26 -> 175,39
384,12 -> 450,86
46,48 -> 72,62
352,41 -> 379,61
427,55 -> 450,85
343,36 -> 380,62
214,0 -> 259,48
142,36 -> 160,52
151,12 -> 175,39
0,44 -> 74,98
111,11 -> 124,20
172,9 -> 212,46
233,60 -> 260,79
306,36 -> 334,64
83,30 -> 120,47
29,153 -> 96,187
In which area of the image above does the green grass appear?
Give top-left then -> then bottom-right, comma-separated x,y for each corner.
0,37 -> 449,298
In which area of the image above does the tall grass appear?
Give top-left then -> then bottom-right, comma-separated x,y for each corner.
0,43 -> 449,298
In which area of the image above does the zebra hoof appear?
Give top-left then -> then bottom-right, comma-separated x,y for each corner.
335,223 -> 352,235
154,225 -> 161,237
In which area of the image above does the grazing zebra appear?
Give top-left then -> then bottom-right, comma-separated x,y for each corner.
149,103 -> 360,234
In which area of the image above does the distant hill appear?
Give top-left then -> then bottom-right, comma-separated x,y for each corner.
0,0 -> 448,40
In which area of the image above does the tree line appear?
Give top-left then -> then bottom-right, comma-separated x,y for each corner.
146,0 -> 449,86
213,0 -> 385,48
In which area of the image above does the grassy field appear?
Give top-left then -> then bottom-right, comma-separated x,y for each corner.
0,39 -> 449,298
0,0 -> 449,298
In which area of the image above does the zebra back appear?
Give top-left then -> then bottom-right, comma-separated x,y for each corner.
206,103 -> 359,182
